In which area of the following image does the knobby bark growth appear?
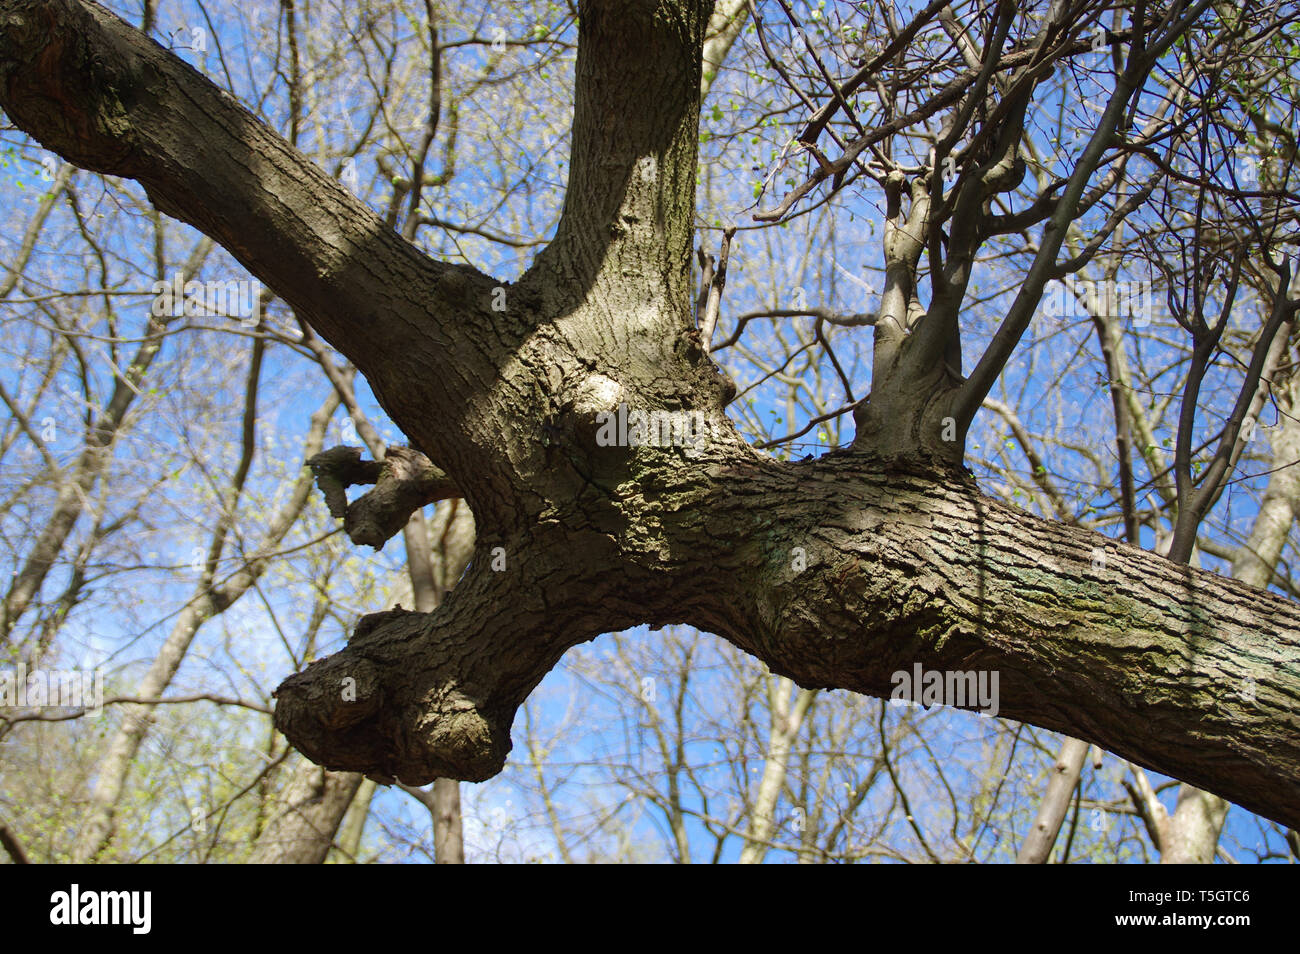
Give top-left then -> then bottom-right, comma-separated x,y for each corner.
2,0 -> 1298,828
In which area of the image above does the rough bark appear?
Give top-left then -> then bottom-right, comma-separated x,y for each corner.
312,367 -> 476,860
309,445 -> 458,549
5,0 -> 1300,831
269,452 -> 1300,828
1023,339 -> 1300,863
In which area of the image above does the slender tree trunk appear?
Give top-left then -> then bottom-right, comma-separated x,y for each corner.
395,505 -> 472,864
738,680 -> 815,864
1160,353 -> 1300,863
335,778 -> 377,862
1016,737 -> 1091,864
430,778 -> 464,865
1159,787 -> 1230,864
305,338 -> 477,863
699,0 -> 748,101
401,509 -> 466,863
248,760 -> 364,864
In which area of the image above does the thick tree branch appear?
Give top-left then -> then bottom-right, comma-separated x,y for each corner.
276,443 -> 1300,829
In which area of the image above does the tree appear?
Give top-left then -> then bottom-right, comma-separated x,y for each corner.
2,0 -> 1299,839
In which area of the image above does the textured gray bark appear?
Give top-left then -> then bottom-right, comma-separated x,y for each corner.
3,0 -> 1298,831
1022,335 -> 1300,863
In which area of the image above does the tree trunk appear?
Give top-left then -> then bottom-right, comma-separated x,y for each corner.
248,760 -> 363,864
397,777 -> 468,864
1158,786 -> 1229,865
738,679 -> 815,864
5,0 -> 1300,831
1159,360 -> 1300,863
1016,737 -> 1090,864
335,777 -> 377,863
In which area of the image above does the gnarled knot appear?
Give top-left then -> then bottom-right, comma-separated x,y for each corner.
307,444 -> 459,549
272,638 -> 511,785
